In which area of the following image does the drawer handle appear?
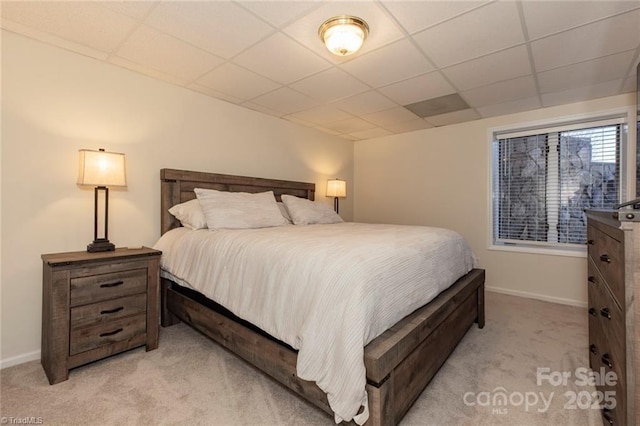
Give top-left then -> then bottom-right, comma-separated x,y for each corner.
99,328 -> 123,337
599,254 -> 611,263
100,306 -> 124,315
588,276 -> 596,284
100,280 -> 124,288
590,344 -> 597,355
587,239 -> 595,245
589,308 -> 597,317
601,353 -> 612,369
602,408 -> 614,425
600,307 -> 611,320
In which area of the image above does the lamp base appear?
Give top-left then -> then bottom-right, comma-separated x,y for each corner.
87,239 -> 115,253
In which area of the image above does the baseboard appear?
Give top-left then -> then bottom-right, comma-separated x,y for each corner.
0,350 -> 40,370
486,286 -> 587,308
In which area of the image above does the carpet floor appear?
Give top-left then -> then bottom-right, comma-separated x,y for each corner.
1,292 -> 603,425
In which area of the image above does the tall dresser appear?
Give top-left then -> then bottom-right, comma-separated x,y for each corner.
586,209 -> 640,426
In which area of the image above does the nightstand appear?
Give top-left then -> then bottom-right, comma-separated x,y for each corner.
41,247 -> 162,384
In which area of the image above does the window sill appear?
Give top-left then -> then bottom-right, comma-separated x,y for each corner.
488,244 -> 587,258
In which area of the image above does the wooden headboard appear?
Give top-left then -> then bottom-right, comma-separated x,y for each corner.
160,168 -> 315,235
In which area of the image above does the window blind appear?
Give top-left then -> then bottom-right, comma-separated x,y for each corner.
492,116 -> 624,249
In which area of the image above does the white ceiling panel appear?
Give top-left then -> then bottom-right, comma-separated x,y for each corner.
145,1 -> 274,59
522,1 -> 640,40
380,0 -> 490,34
340,39 -> 434,88
289,67 -> 370,102
196,63 -> 281,101
531,9 -> 640,72
413,1 -> 525,68
378,72 -> 456,105
3,0 -> 639,141
463,75 -> 537,107
441,45 -> 532,91
115,25 -> 225,81
232,32 -> 331,84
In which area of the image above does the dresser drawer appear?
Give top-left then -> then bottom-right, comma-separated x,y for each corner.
70,268 -> 147,307
588,259 -> 626,357
70,294 -> 147,330
587,225 -> 624,305
69,314 -> 147,355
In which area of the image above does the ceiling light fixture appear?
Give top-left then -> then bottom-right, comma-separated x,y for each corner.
318,15 -> 369,57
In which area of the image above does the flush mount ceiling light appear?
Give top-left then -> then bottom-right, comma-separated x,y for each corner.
318,15 -> 369,56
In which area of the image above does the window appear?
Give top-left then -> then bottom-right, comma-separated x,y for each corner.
492,116 -> 626,251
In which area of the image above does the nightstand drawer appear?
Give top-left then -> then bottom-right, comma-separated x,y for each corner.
70,268 -> 147,307
70,314 -> 147,355
70,294 -> 147,329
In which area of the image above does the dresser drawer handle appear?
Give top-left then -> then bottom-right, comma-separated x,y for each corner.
100,306 -> 124,315
588,276 -> 596,284
589,344 -> 597,355
100,280 -> 124,288
600,307 -> 611,320
599,254 -> 611,263
602,408 -> 614,425
587,239 -> 595,245
589,308 -> 597,317
99,328 -> 123,337
601,353 -> 612,369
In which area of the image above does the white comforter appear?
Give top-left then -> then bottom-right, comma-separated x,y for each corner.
154,222 -> 475,424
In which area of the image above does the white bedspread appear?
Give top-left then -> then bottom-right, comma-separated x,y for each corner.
154,222 -> 475,424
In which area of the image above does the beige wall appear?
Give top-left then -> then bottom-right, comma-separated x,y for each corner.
354,94 -> 636,307
0,31 -> 353,366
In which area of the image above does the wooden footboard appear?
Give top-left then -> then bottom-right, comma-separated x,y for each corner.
161,268 -> 485,425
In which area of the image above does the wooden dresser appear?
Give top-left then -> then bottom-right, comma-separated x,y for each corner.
586,210 -> 640,426
41,247 -> 161,384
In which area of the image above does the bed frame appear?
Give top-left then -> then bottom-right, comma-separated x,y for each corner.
159,168 -> 485,425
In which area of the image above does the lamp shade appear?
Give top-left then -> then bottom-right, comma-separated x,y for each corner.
319,16 -> 369,56
77,149 -> 126,187
326,179 -> 346,198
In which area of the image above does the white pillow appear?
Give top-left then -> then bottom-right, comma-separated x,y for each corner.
281,195 -> 344,225
195,188 -> 288,230
277,202 -> 292,223
168,198 -> 207,230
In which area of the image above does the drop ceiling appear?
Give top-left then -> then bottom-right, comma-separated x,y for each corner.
2,1 -> 639,141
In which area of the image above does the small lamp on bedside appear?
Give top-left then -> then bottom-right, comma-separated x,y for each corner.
326,178 -> 346,214
77,149 -> 127,252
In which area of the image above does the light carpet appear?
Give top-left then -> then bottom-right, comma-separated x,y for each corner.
1,292 -> 603,425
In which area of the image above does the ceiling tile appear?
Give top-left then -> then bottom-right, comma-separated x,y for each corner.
413,1 -> 525,68
282,1 -> 405,64
340,39 -> 434,88
108,56 -> 188,86
240,102 -> 283,118
531,9 -> 640,72
362,107 -> 420,127
115,25 -> 225,81
381,0 -> 490,34
522,1 -> 640,40
286,105 -> 353,125
248,87 -> 319,115
424,108 -> 480,127
145,1 -> 274,59
463,75 -> 537,107
101,1 -> 158,20
330,90 -> 398,116
441,46 -> 532,91
620,75 -> 636,93
322,117 -> 377,134
233,33 -> 331,84
541,79 -> 624,107
239,1 -> 321,28
348,127 -> 392,140
312,125 -> 343,136
186,83 -> 245,104
538,51 -> 635,94
289,68 -> 369,103
378,72 -> 456,105
476,96 -> 542,118
196,63 -> 281,101
1,1 -> 138,53
382,119 -> 434,134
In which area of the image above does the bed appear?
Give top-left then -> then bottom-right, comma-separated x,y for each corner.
158,168 -> 485,425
